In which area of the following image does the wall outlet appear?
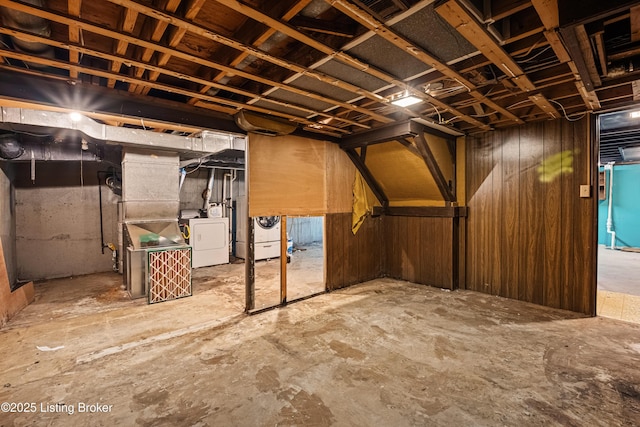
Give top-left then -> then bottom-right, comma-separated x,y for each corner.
580,184 -> 591,198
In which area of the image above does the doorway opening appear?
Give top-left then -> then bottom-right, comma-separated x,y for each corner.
596,108 -> 640,323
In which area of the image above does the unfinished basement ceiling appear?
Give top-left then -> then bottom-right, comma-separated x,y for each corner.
0,0 -> 640,138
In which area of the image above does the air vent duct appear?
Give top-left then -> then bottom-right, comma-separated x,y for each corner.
0,134 -> 24,159
234,111 -> 297,136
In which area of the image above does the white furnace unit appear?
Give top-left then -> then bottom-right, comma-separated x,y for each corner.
236,196 -> 281,261
188,217 -> 229,268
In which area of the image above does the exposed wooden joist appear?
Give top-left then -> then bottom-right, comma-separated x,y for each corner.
435,0 -> 535,92
108,7 -> 139,88
0,47 -> 357,135
530,0 -> 559,28
574,25 -> 602,87
632,5 -> 640,42
344,148 -> 388,207
531,0 -> 601,110
68,0 -> 82,80
198,0 -> 312,107
436,0 -> 564,120
414,133 -> 455,203
207,0 -> 490,130
0,0 -> 392,126
0,26 -> 368,130
325,0 -> 522,127
528,93 -> 560,118
137,0 -> 200,96
289,15 -> 355,37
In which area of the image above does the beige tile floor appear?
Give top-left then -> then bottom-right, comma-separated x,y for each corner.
597,245 -> 640,323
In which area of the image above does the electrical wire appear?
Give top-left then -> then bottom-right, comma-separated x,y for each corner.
185,159 -> 204,174
515,45 -> 552,64
513,36 -> 546,59
548,99 -> 588,122
424,102 -> 442,124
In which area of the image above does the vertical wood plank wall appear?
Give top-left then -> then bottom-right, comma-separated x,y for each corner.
466,118 -> 596,315
325,213 -> 383,290
383,216 -> 456,290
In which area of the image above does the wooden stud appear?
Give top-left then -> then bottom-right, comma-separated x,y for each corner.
280,216 -> 287,305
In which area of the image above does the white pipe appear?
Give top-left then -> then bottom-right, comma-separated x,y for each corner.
229,170 -> 237,254
223,172 -> 232,218
605,163 -> 616,249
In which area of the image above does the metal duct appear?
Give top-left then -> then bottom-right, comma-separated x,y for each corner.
234,111 -> 297,136
0,133 -> 24,159
0,107 -> 242,154
0,0 -> 56,68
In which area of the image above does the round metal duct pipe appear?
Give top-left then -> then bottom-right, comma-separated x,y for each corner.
0,133 -> 24,159
0,0 -> 56,67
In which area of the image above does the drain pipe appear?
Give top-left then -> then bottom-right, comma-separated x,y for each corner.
605,163 -> 616,249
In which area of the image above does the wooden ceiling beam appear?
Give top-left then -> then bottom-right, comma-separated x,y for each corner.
531,0 -> 601,111
196,0 -> 313,107
436,0 -> 535,92
632,5 -> 640,42
134,0 -> 183,95
436,0 -> 569,123
0,31 -> 368,130
210,0 -> 489,129
528,93 -> 560,119
108,7 -> 139,88
101,0 -> 390,105
68,0 -> 82,80
325,0 -> 521,127
0,0 -> 391,126
0,47 -> 357,135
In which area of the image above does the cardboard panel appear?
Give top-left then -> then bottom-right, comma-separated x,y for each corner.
249,133 -> 326,216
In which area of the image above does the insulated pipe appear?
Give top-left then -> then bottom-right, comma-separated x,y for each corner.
605,163 -> 616,249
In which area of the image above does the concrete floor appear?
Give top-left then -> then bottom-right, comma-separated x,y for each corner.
597,245 -> 640,323
1,267 -> 640,425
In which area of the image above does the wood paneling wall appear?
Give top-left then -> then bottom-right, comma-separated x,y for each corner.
466,118 -> 596,315
383,216 -> 456,290
325,213 -> 383,290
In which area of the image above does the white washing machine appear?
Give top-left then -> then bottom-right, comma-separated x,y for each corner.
188,217 -> 229,268
236,196 -> 281,260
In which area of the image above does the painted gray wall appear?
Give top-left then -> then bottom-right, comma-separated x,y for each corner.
180,168 -> 244,216
14,162 -> 119,281
287,216 -> 323,246
0,162 -> 16,286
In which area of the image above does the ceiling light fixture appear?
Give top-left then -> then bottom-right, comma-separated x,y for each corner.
630,111 -> 640,118
69,111 -> 82,122
391,90 -> 422,107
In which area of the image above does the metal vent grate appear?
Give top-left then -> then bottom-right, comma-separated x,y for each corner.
148,248 -> 192,304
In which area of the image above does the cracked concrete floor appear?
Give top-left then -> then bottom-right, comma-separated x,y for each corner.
1,273 -> 640,426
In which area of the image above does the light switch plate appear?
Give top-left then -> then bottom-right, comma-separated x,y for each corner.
580,184 -> 591,198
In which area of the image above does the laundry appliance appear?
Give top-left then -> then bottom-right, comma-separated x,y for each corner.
236,196 -> 281,261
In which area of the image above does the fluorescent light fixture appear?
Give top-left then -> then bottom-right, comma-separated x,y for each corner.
630,111 -> 640,118
69,111 -> 82,122
391,94 -> 422,107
